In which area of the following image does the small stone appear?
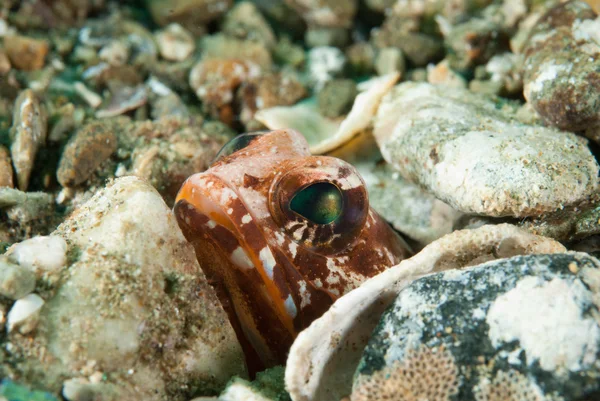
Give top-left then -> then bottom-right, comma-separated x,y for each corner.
345,42 -> 376,75
201,34 -> 272,70
285,0 -> 357,28
222,2 -> 276,49
305,26 -> 349,48
273,36 -> 306,68
155,23 -> 195,62
4,35 -> 49,71
98,40 -> 130,67
373,82 -> 599,217
317,79 -> 357,118
8,236 -> 68,275
57,122 -> 118,187
307,46 -> 346,89
523,1 -> 600,132
9,89 -> 48,191
0,50 -> 11,74
0,259 -> 36,300
427,59 -> 466,88
62,378 -> 104,401
7,293 -> 44,334
375,47 -> 406,77
74,82 -> 102,108
146,0 -> 232,33
95,85 -> 148,118
0,146 -> 14,188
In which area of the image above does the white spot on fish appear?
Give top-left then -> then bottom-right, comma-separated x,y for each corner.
230,246 -> 254,270
298,281 -> 312,308
284,295 -> 298,319
289,241 -> 298,258
259,247 -> 276,280
227,208 -> 233,215
206,220 -> 217,229
241,214 -> 252,224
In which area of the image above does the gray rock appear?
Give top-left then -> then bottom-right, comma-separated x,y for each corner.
3,177 -> 246,400
353,252 -> 600,401
0,259 -> 36,300
373,82 -> 599,217
523,1 -> 600,132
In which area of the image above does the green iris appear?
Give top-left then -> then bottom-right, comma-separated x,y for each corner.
290,183 -> 343,224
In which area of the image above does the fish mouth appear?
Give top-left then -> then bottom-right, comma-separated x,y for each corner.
174,172 -> 297,368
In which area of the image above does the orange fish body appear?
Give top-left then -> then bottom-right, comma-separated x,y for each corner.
174,129 -> 411,372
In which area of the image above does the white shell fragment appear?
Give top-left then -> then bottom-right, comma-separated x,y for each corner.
7,293 -> 44,334
256,73 -> 399,155
373,82 -> 600,217
8,235 -> 68,275
285,224 -> 566,401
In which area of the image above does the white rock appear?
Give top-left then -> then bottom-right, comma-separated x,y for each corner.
307,46 -> 346,90
7,293 -> 44,334
8,235 -> 68,275
0,259 -> 36,300
155,23 -> 195,61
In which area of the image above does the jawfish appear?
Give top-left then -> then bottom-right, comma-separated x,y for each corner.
174,129 -> 411,372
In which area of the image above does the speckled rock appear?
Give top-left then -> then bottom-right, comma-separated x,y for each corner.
145,0 -> 232,34
353,252 -> 600,401
4,35 -> 49,71
0,145 -> 14,188
0,189 -> 57,243
218,367 -> 290,401
522,1 -> 600,132
200,34 -> 272,70
286,224 -> 565,401
0,259 -> 36,300
222,2 -> 276,49
56,121 -> 118,187
317,79 -> 357,118
2,177 -> 246,400
373,82 -> 599,217
155,23 -> 195,62
9,90 -> 48,191
284,0 -> 357,28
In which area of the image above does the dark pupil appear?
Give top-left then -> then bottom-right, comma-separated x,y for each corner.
214,132 -> 265,162
290,182 -> 343,225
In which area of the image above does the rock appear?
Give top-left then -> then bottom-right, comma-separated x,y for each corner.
353,252 -> 600,401
285,224 -> 566,401
95,85 -> 148,118
307,46 -> 346,89
522,1 -> 600,132
363,161 -> 463,245
155,23 -> 195,62
57,121 -> 118,187
4,35 -> 49,71
7,293 -> 44,334
0,189 -> 57,242
305,26 -> 349,48
222,2 -> 276,49
0,259 -> 36,300
469,52 -> 524,96
200,34 -> 272,70
284,0 -> 357,28
427,59 -> 467,88
73,82 -> 102,108
374,47 -> 406,77
62,378 -> 106,401
237,73 -> 307,126
0,50 -> 11,74
218,367 -> 289,401
150,92 -> 190,121
7,236 -> 68,277
317,79 -> 357,118
0,145 -> 14,188
373,82 -> 599,217
445,17 -> 507,72
98,40 -> 130,67
145,0 -> 232,33
4,177 -> 246,400
9,89 -> 48,191
273,37 -> 306,68
345,42 -> 376,75
189,59 -> 261,124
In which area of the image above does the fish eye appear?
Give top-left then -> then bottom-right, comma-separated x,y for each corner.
213,132 -> 266,163
290,182 -> 343,225
269,156 -> 368,254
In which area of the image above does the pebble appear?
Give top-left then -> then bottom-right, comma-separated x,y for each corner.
7,293 -> 44,334
0,259 -> 36,300
8,236 -> 68,275
222,2 -> 276,49
155,23 -> 195,62
98,40 -> 130,67
73,82 -> 102,108
3,35 -> 49,70
374,47 -> 405,77
522,1 -> 600,132
285,0 -> 357,28
317,79 -> 357,118
353,253 -> 600,401
345,42 -> 376,75
146,0 -> 232,33
427,59 -> 467,88
95,85 -> 148,118
307,46 -> 346,89
0,50 -> 11,74
56,121 -> 118,187
3,176 -> 245,398
9,89 -> 48,191
62,378 -> 104,401
305,26 -> 349,48
0,146 -> 14,188
201,33 -> 272,70
373,82 -> 600,217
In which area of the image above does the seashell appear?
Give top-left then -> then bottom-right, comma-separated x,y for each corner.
285,224 -> 566,401
7,293 -> 44,334
255,72 -> 399,155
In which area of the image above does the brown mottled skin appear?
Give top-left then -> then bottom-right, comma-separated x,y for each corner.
174,129 -> 411,372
